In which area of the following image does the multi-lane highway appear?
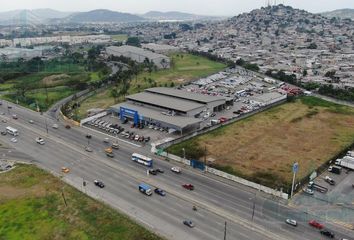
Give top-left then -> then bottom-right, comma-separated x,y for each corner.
0,101 -> 353,240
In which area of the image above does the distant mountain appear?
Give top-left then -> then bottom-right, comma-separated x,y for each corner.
142,11 -> 221,21
66,9 -> 144,23
321,9 -> 354,20
0,8 -> 72,25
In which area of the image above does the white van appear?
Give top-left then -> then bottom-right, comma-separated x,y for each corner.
6,126 -> 18,136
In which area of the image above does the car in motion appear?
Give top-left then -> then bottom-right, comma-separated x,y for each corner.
182,184 -> 194,190
10,137 -> 17,143
52,124 -> 59,129
320,229 -> 334,238
94,180 -> 105,188
12,114 -> 18,120
35,137 -> 45,145
308,219 -> 323,229
154,188 -> 166,196
61,167 -> 70,173
28,120 -> 34,124
171,166 -> 181,173
156,168 -> 164,173
148,169 -> 158,175
183,220 -> 194,228
84,146 -> 93,152
285,219 -> 297,227
65,125 -> 71,129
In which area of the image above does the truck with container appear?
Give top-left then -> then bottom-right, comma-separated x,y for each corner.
335,157 -> 354,170
139,183 -> 152,196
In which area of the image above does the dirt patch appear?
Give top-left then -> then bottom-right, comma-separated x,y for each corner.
42,74 -> 70,86
0,185 -> 46,200
168,97 -> 354,189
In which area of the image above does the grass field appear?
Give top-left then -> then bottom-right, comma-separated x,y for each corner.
0,164 -> 163,240
167,97 -> 354,190
111,34 -> 128,42
77,53 -> 226,119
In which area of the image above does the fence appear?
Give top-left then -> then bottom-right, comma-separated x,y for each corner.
156,97 -> 287,150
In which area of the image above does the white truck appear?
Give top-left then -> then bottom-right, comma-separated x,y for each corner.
335,157 -> 354,170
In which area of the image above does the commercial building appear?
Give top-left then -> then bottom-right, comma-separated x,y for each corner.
108,87 -> 230,133
106,45 -> 170,69
142,43 -> 179,54
0,47 -> 42,61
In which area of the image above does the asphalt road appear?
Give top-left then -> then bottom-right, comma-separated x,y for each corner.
0,101 -> 353,240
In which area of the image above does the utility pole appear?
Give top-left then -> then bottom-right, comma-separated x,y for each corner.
204,145 -> 207,173
44,117 -> 48,134
223,221 -> 227,240
290,162 -> 299,198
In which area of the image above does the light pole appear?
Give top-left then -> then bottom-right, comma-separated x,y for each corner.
223,221 -> 227,240
290,162 -> 299,198
182,148 -> 185,161
44,117 -> 48,134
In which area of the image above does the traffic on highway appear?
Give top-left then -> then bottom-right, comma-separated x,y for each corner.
0,101 -> 353,240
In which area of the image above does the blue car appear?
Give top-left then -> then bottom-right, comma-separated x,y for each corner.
154,188 -> 166,196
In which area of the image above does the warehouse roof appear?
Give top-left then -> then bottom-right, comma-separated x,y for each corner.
126,92 -> 205,113
110,102 -> 202,130
145,87 -> 227,104
106,45 -> 168,60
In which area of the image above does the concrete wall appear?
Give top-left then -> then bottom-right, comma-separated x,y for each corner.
80,111 -> 108,126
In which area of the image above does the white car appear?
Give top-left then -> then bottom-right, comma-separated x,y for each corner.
10,138 -> 17,143
285,219 -> 297,227
35,137 -> 45,145
52,124 -> 59,129
303,188 -> 314,195
171,166 -> 181,173
29,120 -> 34,124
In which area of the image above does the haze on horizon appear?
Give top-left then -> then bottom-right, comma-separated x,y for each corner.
2,0 -> 354,16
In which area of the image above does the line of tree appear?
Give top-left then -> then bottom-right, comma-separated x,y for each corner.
235,58 -> 260,72
187,50 -> 234,67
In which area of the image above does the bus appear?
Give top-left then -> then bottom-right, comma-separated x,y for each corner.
131,153 -> 153,167
6,126 -> 18,136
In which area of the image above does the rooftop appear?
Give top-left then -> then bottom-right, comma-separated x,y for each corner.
110,102 -> 202,130
106,45 -> 168,60
126,92 -> 205,113
145,87 -> 227,104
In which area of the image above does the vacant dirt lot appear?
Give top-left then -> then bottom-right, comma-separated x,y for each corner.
168,97 -> 354,189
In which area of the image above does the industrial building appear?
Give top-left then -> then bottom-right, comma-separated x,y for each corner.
108,87 -> 230,133
106,45 -> 170,69
0,47 -> 42,61
142,43 -> 179,54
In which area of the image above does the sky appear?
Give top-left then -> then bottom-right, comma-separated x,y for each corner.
2,0 -> 354,16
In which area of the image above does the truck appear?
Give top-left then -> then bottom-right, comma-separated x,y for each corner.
139,183 -> 152,196
335,157 -> 354,170
328,165 -> 341,174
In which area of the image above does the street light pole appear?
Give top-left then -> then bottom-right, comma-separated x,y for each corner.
290,162 -> 299,198
44,117 -> 48,134
224,221 -> 227,240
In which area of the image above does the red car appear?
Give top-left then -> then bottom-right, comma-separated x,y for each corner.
308,220 -> 323,229
182,184 -> 194,190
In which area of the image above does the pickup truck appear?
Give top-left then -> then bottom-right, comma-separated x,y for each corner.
35,137 -> 45,145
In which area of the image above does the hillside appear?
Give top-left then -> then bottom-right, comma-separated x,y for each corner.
321,9 -> 354,20
0,9 -> 71,25
67,9 -> 144,23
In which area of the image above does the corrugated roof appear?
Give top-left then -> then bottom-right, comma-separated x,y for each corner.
126,92 -> 205,113
110,103 -> 202,129
145,87 -> 227,104
106,45 -> 168,60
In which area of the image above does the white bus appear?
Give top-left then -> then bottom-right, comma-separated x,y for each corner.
6,126 -> 18,136
131,153 -> 153,167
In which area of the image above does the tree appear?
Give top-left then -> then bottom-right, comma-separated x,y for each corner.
126,37 -> 141,47
303,69 -> 308,77
308,43 -> 318,49
110,88 -> 120,103
160,58 -> 169,69
14,80 -> 31,98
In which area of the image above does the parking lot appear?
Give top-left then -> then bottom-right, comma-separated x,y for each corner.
291,157 -> 354,228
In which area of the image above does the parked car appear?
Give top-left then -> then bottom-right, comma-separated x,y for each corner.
183,220 -> 194,228
1,131 -> 7,135
94,180 -> 105,188
65,125 -> 71,129
10,137 -> 17,143
325,176 -> 335,185
171,166 -> 181,173
303,188 -> 314,195
285,219 -> 297,227
308,220 -> 324,229
154,188 -> 166,196
12,114 -> 18,119
182,184 -> 194,190
320,230 -> 334,238
144,136 -> 151,142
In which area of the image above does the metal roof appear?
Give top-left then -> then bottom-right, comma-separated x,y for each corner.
145,87 -> 227,104
110,102 -> 202,130
126,92 -> 205,113
106,45 -> 168,60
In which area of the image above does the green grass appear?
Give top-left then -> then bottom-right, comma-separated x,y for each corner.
0,164 -> 163,240
3,87 -> 77,111
111,34 -> 128,42
77,53 -> 226,119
